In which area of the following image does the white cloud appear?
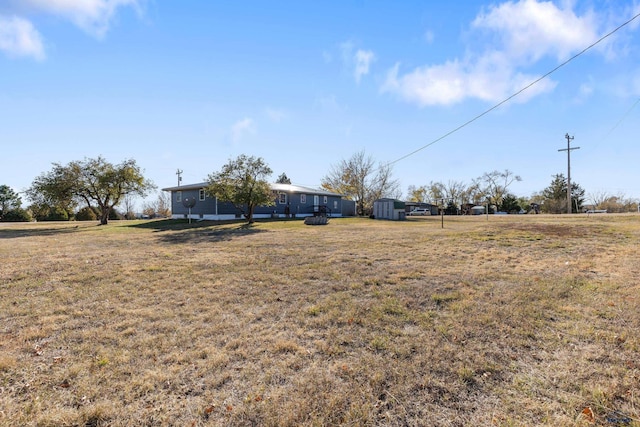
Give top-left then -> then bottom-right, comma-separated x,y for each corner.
382,57 -> 556,107
339,41 -> 376,83
0,0 -> 142,60
382,0 -> 602,107
354,49 -> 375,83
18,0 -> 143,38
472,0 -> 598,62
0,15 -> 45,60
230,118 -> 255,143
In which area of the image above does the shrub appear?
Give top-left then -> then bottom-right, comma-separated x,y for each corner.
76,206 -> 98,221
45,206 -> 69,221
1,208 -> 32,222
108,209 -> 123,220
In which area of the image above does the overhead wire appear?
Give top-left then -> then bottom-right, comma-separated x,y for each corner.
594,96 -> 640,149
387,10 -> 640,167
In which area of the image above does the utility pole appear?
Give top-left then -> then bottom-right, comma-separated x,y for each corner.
558,134 -> 580,214
176,169 -> 183,186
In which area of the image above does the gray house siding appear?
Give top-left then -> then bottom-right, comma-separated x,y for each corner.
171,187 -> 218,218
162,182 -> 347,220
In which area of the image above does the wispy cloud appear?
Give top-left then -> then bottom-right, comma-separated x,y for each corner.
423,30 -> 434,44
340,41 -> 376,83
382,0 -> 605,106
18,0 -> 144,38
0,0 -> 143,60
315,94 -> 345,112
230,118 -> 256,143
0,15 -> 45,60
354,49 -> 375,84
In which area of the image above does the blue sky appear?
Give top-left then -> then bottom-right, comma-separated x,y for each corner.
2,0 -> 640,206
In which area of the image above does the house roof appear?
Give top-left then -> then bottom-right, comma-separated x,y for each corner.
162,182 -> 343,197
162,182 -> 208,192
270,183 -> 342,196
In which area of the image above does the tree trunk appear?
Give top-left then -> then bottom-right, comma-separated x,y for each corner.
100,208 -> 109,225
246,205 -> 255,223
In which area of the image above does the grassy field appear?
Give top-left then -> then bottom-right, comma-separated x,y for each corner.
0,214 -> 639,426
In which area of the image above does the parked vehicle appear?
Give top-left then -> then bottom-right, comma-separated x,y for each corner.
408,208 -> 429,216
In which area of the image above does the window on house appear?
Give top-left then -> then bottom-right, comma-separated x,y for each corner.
176,191 -> 182,202
300,194 -> 306,204
279,193 -> 287,204
334,200 -> 338,210
323,196 -> 328,204
199,189 -> 205,201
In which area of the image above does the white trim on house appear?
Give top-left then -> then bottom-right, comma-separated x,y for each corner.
171,212 -> 344,221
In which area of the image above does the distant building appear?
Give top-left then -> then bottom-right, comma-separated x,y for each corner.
470,205 -> 485,215
373,198 -> 406,220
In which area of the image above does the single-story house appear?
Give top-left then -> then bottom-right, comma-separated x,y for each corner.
373,198 -> 406,220
162,182 -> 349,220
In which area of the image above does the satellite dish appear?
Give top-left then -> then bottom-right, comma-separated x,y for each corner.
182,197 -> 196,208
182,197 -> 196,223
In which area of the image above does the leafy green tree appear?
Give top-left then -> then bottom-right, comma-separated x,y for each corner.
0,185 -> 22,220
28,157 -> 155,225
444,200 -> 458,215
541,174 -> 584,213
517,196 -> 531,213
322,150 -> 399,216
276,173 -> 291,184
46,206 -> 70,221
500,193 -> 521,213
206,154 -> 274,223
1,208 -> 32,222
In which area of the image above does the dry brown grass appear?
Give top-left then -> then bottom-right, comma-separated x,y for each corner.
1,215 -> 639,426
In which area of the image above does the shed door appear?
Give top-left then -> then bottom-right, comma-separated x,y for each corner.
314,195 -> 319,212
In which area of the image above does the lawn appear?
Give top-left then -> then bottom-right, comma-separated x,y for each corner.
0,215 -> 639,426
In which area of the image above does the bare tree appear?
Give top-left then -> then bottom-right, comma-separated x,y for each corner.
120,193 -> 137,220
596,193 -> 639,213
477,170 -> 522,212
321,150 -> 399,216
461,181 -> 483,205
368,162 -> 401,202
407,185 -> 429,203
156,191 -> 171,217
426,181 -> 444,203
442,180 -> 467,207
138,192 -> 172,218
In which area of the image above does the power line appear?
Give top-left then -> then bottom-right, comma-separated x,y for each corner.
595,96 -> 640,149
388,10 -> 640,167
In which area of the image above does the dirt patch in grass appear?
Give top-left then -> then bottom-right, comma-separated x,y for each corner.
1,216 -> 639,426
